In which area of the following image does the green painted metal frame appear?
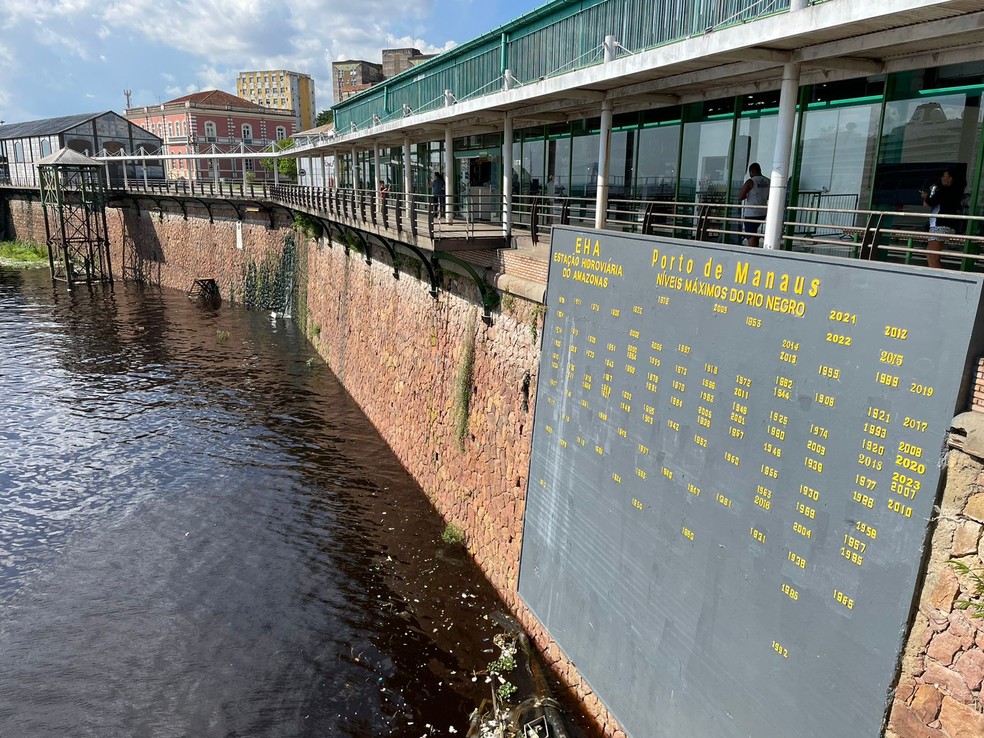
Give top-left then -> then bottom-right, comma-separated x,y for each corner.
431,251 -> 500,324
334,0 -> 792,131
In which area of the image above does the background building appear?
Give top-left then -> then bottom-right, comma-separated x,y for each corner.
332,48 -> 437,104
0,112 -> 163,187
381,48 -> 435,79
236,70 -> 316,131
332,61 -> 385,103
125,90 -> 296,182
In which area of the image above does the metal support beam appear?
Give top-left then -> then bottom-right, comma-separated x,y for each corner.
431,252 -> 500,324
370,235 -> 401,279
398,241 -> 440,297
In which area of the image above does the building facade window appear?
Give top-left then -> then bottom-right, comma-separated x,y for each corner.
13,141 -> 24,162
204,121 -> 217,142
242,124 -> 253,143
39,139 -> 51,158
276,127 -> 287,141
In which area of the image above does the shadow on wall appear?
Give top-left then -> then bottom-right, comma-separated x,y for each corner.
116,207 -> 165,286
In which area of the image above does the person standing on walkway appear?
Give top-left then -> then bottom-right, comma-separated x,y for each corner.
920,168 -> 965,269
738,162 -> 770,248
431,171 -> 446,218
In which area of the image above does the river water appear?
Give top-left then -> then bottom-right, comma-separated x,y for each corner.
0,267 -> 584,737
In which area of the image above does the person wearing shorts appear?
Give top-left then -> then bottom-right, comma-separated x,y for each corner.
920,169 -> 964,269
738,163 -> 770,248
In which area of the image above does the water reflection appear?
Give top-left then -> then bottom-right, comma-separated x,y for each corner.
0,267 -> 588,737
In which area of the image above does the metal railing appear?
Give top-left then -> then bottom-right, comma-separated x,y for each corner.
81,180 -> 984,269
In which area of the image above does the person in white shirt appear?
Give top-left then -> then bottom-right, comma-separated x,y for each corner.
738,163 -> 770,248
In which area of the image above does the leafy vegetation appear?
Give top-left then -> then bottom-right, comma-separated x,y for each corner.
951,559 -> 984,617
440,523 -> 465,546
240,235 -> 296,311
261,139 -> 298,179
0,240 -> 47,264
315,109 -> 334,127
293,212 -> 324,239
453,320 -> 477,451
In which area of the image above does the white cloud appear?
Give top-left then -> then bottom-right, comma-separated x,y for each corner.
0,0 -> 506,119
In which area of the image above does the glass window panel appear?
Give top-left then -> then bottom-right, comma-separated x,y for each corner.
547,136 -> 571,197
609,130 -> 634,199
680,119 -> 732,203
799,102 -> 881,207
521,139 -> 545,195
570,132 -> 599,198
636,124 -> 680,200
732,114 -> 778,196
877,92 -> 981,218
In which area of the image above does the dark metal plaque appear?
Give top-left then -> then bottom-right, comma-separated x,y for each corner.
518,226 -> 984,738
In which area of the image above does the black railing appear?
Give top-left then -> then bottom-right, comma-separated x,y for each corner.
19,179 -> 984,269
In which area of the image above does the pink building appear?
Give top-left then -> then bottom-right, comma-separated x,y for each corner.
125,90 -> 296,182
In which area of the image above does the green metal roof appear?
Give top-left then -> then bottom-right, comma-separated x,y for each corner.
333,0 -> 791,131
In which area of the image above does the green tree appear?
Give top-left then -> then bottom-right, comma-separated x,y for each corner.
315,109 -> 334,127
262,138 -> 297,179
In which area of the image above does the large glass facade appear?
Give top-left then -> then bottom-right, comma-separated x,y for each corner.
335,62 -> 984,253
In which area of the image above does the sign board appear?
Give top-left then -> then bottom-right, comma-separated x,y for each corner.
518,226 -> 984,738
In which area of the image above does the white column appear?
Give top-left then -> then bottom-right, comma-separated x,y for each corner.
594,36 -> 617,231
594,99 -> 614,230
762,62 -> 801,250
374,142 -> 383,219
502,112 -> 513,237
273,158 -> 279,185
403,136 -> 413,214
320,155 -> 327,188
444,125 -> 453,223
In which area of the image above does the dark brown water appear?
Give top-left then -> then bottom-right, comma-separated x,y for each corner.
0,267 -> 586,737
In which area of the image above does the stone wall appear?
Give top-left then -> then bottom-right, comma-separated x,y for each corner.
889,413 -> 984,738
5,197 -> 290,303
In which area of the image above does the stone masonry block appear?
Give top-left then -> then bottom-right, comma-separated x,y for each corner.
910,683 -> 944,723
938,696 -> 984,738
953,521 -> 983,556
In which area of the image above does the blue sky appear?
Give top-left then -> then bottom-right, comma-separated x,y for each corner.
0,0 -> 537,124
